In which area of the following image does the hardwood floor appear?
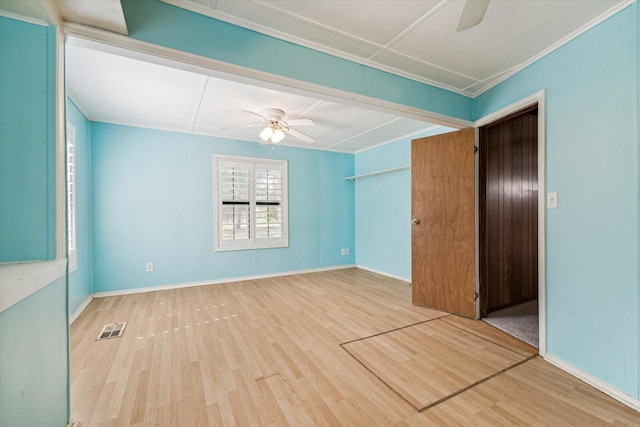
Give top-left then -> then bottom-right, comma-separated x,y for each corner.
70,268 -> 639,426
342,319 -> 532,411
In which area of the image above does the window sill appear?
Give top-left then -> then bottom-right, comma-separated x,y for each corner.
214,241 -> 289,252
0,259 -> 67,313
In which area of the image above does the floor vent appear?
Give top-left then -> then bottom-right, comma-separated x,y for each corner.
96,322 -> 127,341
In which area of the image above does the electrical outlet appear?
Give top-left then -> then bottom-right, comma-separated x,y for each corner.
341,248 -> 346,255
345,248 -> 350,255
145,262 -> 154,272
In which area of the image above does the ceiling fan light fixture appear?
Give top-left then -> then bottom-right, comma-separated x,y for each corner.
259,126 -> 273,141
245,108 -> 315,144
271,128 -> 285,143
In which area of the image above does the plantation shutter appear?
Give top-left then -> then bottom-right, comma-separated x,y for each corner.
255,165 -> 283,239
215,156 -> 288,250
220,161 -> 251,242
66,124 -> 78,271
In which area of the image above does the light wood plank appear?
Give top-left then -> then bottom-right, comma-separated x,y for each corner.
343,318 -> 529,410
441,314 -> 538,357
415,357 -> 640,426
70,268 -> 639,426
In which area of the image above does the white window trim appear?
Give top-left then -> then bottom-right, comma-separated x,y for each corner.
213,154 -> 289,251
66,123 -> 78,272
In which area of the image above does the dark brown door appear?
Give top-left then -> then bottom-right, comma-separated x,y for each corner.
411,128 -> 476,318
479,106 -> 538,316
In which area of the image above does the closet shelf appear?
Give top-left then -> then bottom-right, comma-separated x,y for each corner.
344,165 -> 410,183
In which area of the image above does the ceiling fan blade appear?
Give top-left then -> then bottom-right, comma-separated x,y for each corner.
286,118 -> 315,127
288,128 -> 315,144
456,0 -> 490,32
220,123 -> 263,131
241,110 -> 269,121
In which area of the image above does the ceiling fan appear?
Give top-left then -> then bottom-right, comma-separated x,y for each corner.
238,108 -> 316,145
456,0 -> 490,32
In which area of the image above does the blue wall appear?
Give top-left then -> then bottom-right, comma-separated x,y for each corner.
119,0 -> 471,121
0,15 -> 69,425
354,127 -> 455,280
91,123 -> 355,293
636,1 -> 640,402
0,17 -> 57,262
0,276 -> 69,427
475,3 -> 639,399
67,100 -> 93,315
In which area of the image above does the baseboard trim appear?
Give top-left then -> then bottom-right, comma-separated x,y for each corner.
544,354 -> 640,412
355,264 -> 411,283
69,294 -> 94,325
92,264 -> 356,298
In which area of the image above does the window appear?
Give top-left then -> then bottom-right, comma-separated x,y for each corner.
66,123 -> 77,271
214,155 -> 288,251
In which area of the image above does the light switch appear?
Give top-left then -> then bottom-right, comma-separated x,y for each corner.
547,192 -> 558,209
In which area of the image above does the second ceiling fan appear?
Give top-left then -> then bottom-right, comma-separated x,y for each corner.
456,0 -> 490,32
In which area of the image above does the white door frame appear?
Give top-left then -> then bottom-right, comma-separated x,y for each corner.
473,89 -> 547,356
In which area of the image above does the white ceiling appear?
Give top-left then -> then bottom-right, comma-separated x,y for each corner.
9,0 -> 630,153
163,0 -> 630,97
66,44 -> 442,153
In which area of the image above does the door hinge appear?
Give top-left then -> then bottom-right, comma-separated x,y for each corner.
474,292 -> 479,301
474,146 -> 478,154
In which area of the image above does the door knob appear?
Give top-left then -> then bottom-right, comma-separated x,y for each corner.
411,218 -> 420,225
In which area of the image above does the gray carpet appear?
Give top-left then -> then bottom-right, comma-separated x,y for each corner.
483,300 -> 538,348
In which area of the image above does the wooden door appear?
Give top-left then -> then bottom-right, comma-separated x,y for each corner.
479,107 -> 538,315
411,128 -> 476,318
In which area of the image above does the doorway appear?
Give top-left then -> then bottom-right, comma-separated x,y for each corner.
479,105 -> 539,347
